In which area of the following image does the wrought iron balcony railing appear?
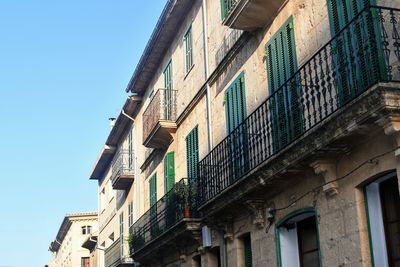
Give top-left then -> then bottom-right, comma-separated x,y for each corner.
111,149 -> 135,190
142,88 -> 178,148
104,236 -> 133,267
129,178 -> 198,254
221,0 -> 237,20
198,6 -> 400,206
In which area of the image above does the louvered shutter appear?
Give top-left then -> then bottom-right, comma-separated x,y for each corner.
164,152 -> 175,193
149,174 -> 157,207
225,72 -> 246,133
244,235 -> 252,267
265,17 -> 300,151
186,127 -> 199,179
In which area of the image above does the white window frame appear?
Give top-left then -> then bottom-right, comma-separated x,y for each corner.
365,172 -> 398,267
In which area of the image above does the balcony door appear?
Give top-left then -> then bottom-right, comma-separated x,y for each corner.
164,151 -> 176,228
149,174 -> 158,237
163,60 -> 173,120
327,0 -> 383,106
265,17 -> 302,153
225,72 -> 249,181
365,173 -> 400,267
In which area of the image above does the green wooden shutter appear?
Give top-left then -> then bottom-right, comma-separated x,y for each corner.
243,235 -> 252,267
265,17 -> 301,152
225,72 -> 246,133
164,152 -> 175,193
149,174 -> 157,207
186,126 -> 199,179
266,17 -> 298,94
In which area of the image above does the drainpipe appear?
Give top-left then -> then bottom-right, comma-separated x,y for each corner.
201,0 -> 213,152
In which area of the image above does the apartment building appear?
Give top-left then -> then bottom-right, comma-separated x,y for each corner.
48,212 -> 98,267
91,0 -> 400,266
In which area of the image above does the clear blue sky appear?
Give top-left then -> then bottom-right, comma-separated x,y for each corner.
0,1 -> 166,266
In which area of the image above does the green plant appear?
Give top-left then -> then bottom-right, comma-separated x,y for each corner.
128,233 -> 145,251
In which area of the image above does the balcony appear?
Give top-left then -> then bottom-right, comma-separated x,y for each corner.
129,179 -> 200,265
143,89 -> 177,149
111,150 -> 135,190
104,237 -> 133,267
221,0 -> 286,31
198,6 -> 400,210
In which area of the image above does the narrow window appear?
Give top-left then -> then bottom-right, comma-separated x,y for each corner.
242,234 -> 252,267
81,257 -> 90,267
365,173 -> 400,267
128,201 -> 133,227
81,226 -> 92,235
119,212 -> 124,236
225,72 -> 246,133
128,127 -> 134,170
184,26 -> 193,74
265,16 -> 302,152
277,210 -> 321,267
186,126 -> 199,179
164,152 -> 175,193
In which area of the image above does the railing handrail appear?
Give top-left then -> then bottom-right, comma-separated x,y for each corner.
130,178 -> 191,229
200,5 -> 392,161
142,88 -> 178,117
198,5 -> 400,206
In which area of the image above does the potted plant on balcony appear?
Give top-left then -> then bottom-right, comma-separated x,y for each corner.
175,180 -> 197,218
127,233 -> 145,253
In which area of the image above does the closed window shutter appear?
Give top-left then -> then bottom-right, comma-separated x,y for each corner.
164,152 -> 175,193
244,235 -> 252,267
186,127 -> 199,179
225,73 -> 246,133
149,174 -> 157,207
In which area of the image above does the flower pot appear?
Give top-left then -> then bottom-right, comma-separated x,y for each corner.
183,208 -> 191,218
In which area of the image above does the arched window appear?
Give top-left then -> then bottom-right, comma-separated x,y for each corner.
365,172 -> 400,267
276,208 -> 321,267
81,225 -> 92,235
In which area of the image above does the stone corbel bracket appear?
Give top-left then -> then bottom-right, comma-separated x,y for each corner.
245,200 -> 266,229
379,115 -> 400,157
310,159 -> 338,197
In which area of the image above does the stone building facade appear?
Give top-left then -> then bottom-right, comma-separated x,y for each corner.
48,212 -> 98,267
90,0 -> 400,266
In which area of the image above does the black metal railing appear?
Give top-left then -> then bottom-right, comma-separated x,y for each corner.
198,6 -> 400,206
143,89 -> 178,143
111,149 -> 135,185
129,178 -> 198,254
222,0 -> 238,20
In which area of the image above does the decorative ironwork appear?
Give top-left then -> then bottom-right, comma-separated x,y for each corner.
198,6 -> 400,206
129,178 -> 198,254
222,0 -> 238,20
111,149 -> 135,186
142,88 -> 178,143
104,236 -> 133,267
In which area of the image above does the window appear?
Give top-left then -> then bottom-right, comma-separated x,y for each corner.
163,60 -> 173,90
241,234 -> 252,267
184,26 -> 193,74
128,127 -> 134,169
119,212 -> 124,236
186,126 -> 199,179
128,201 -> 133,227
225,72 -> 246,133
225,72 -> 249,180
81,257 -> 90,267
276,209 -> 321,267
220,0 -> 236,20
164,152 -> 175,193
365,173 -> 400,267
265,16 -> 302,152
81,226 -> 92,235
